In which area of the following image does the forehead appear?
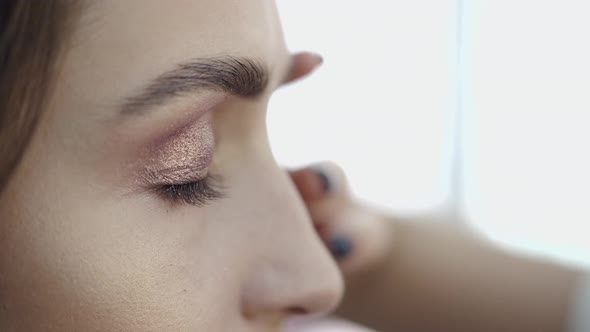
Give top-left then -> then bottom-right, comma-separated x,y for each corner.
81,0 -> 284,54
59,0 -> 287,116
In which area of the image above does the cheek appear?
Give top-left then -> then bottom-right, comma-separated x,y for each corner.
0,164 -> 241,330
0,98 -> 286,330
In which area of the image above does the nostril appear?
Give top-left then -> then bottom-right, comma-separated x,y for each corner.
288,306 -> 309,315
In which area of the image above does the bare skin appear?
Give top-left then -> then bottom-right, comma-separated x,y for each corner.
0,1 -> 343,331
288,162 -> 583,332
1,1 -> 580,331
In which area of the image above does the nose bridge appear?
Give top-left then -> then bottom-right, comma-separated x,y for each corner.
241,168 -> 343,319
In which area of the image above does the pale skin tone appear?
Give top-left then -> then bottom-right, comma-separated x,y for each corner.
0,1 -> 343,330
290,163 -> 584,332
0,1 -> 583,331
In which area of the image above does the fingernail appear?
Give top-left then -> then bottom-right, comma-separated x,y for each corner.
314,53 -> 324,65
313,169 -> 332,193
307,52 -> 324,65
329,236 -> 353,260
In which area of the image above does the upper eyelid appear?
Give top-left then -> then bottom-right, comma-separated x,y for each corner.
139,110 -> 215,185
155,174 -> 225,207
142,167 -> 207,186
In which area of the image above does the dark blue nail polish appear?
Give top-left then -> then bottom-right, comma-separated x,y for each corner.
314,169 -> 332,193
329,236 -> 353,260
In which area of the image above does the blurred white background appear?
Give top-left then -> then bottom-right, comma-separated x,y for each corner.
270,1 -> 590,267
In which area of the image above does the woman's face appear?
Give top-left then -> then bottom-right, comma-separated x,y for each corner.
0,0 -> 343,330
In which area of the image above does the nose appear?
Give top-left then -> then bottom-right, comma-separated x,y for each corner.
240,167 -> 344,322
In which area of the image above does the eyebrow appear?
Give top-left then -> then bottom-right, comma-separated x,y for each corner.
120,56 -> 270,115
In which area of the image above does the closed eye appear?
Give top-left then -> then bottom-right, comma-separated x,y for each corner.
155,174 -> 224,206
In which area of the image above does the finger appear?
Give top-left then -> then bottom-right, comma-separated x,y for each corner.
324,204 -> 394,275
290,163 -> 393,274
289,162 -> 351,235
289,167 -> 330,203
282,52 -> 323,86
289,161 -> 350,203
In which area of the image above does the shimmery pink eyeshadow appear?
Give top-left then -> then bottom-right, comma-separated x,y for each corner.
143,114 -> 215,185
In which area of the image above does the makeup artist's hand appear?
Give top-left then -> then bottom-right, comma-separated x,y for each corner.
289,162 -> 394,276
289,162 -> 583,332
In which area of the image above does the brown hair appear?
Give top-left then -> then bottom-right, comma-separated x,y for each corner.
0,1 -> 75,192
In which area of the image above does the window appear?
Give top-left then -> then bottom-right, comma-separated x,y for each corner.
271,0 -> 590,267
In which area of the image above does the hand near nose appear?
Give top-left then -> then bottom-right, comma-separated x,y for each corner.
286,162 -> 394,331
289,162 -> 581,332
288,162 -> 394,277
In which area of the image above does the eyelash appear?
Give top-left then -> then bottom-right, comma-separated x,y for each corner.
155,174 -> 224,206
